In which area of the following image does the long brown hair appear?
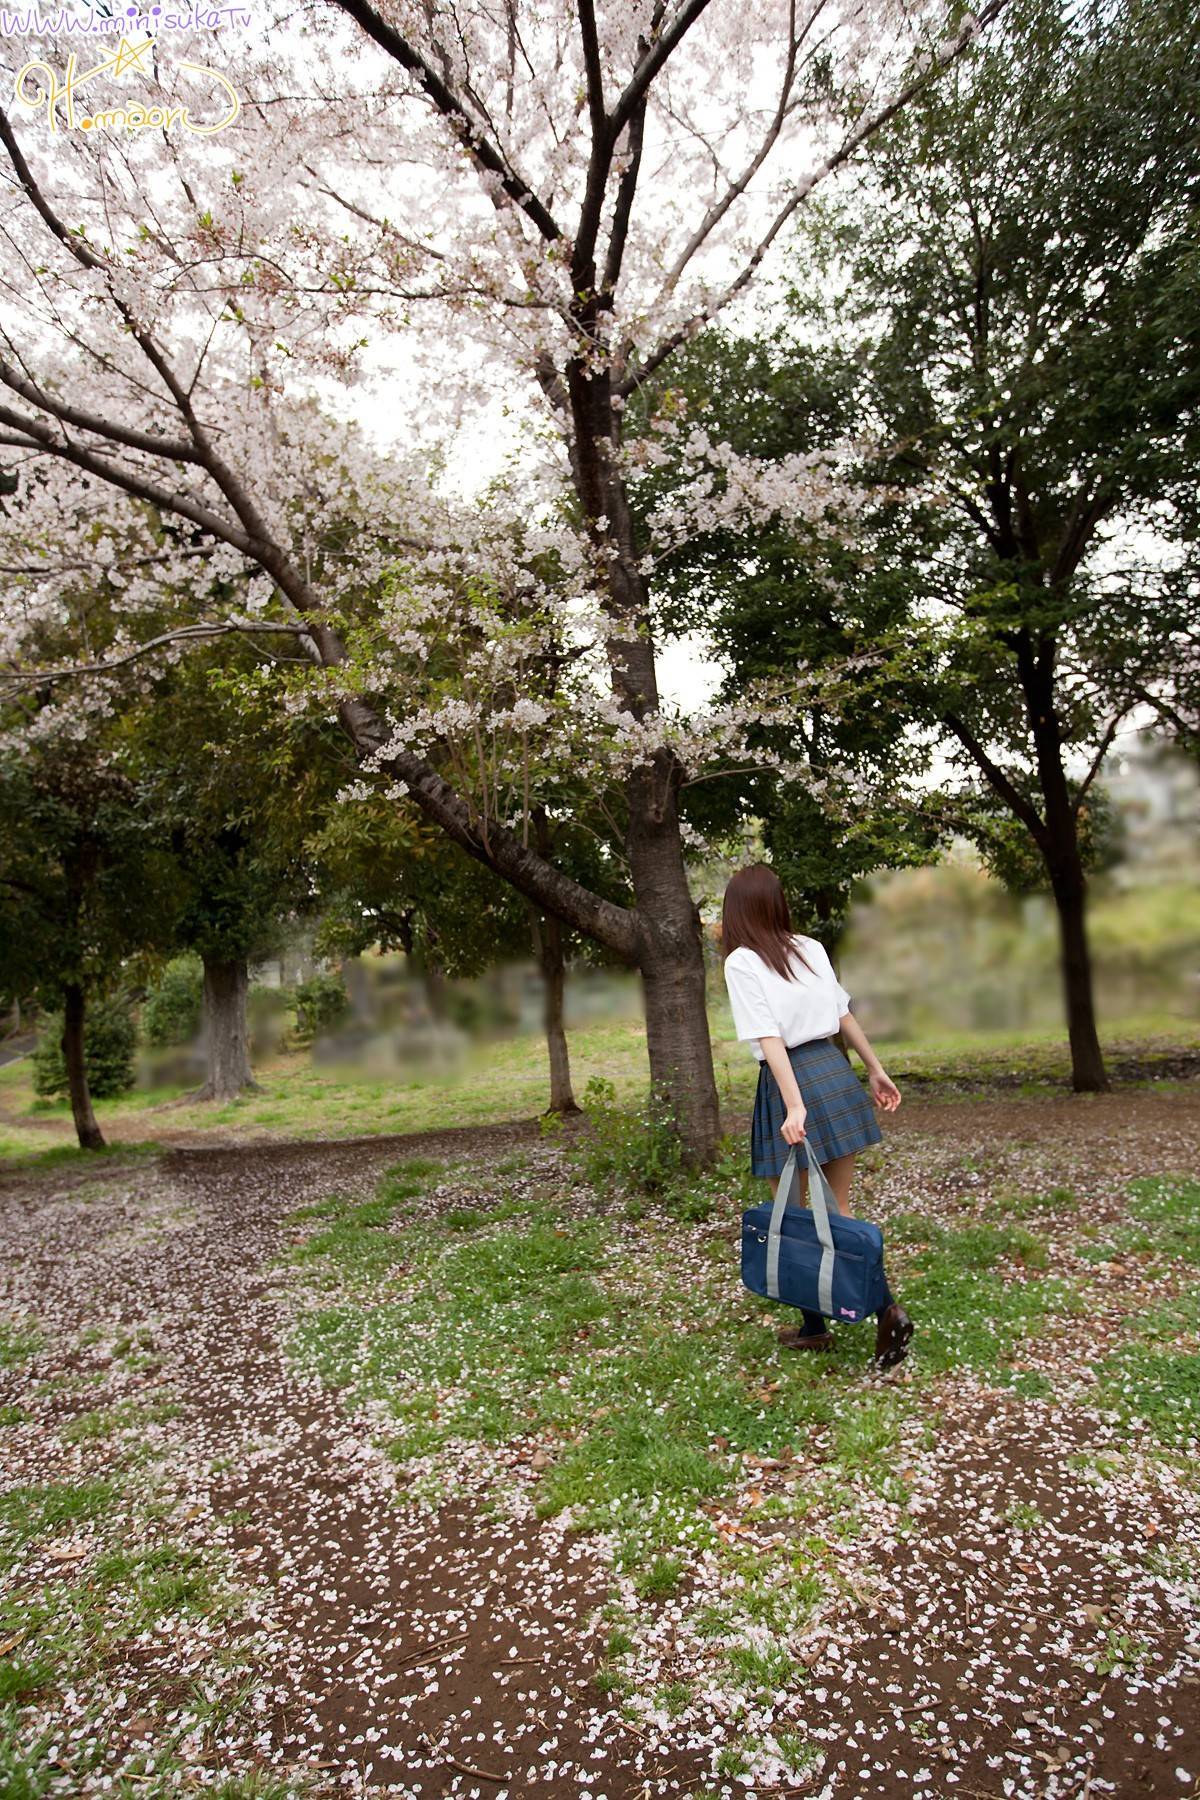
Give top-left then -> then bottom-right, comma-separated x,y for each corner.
721,864 -> 813,981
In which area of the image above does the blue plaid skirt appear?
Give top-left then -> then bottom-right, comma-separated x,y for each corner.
750,1036 -> 882,1177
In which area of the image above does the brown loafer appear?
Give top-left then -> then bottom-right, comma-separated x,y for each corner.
778,1327 -> 834,1351
874,1303 -> 914,1369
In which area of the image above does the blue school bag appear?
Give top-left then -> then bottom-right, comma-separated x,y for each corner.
741,1139 -> 889,1323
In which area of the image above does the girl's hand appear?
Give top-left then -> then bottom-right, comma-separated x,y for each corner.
870,1069 -> 901,1112
781,1104 -> 808,1144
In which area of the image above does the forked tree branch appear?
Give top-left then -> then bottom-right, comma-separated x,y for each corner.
620,0 -> 1011,394
329,0 -> 563,243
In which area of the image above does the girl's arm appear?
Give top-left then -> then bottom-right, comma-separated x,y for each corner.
838,1012 -> 901,1112
758,1036 -> 809,1142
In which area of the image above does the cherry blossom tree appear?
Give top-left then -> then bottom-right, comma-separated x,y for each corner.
0,0 -> 1003,1156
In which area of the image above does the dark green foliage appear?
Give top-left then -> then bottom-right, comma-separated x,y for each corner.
141,954 -> 204,1046
629,331 -> 942,936
293,971 -> 351,1042
964,777 -> 1125,900
31,995 -> 137,1100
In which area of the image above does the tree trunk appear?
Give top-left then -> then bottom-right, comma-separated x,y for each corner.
563,340 -> 723,1162
419,960 -> 448,1022
529,906 -> 579,1114
1019,634 -> 1109,1094
192,956 -> 259,1102
62,983 -> 104,1150
626,765 -> 722,1161
1049,871 -> 1108,1093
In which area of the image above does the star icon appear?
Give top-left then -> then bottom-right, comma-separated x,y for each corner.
107,35 -> 155,79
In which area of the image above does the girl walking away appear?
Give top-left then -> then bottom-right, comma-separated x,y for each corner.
722,864 -> 914,1369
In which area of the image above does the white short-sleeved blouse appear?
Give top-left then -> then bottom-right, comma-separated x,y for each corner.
723,934 -> 851,1062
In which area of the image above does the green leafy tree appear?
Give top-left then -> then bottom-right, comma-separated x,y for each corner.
308,791 -> 628,1115
663,0 -> 1199,1088
831,0 -> 1200,1089
142,955 -> 204,1048
0,748 -> 181,1148
631,331 -> 945,943
32,994 -> 138,1101
120,645 -> 340,1101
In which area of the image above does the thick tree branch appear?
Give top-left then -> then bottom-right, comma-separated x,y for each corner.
329,0 -> 562,243
578,0 -> 608,142
0,412 -> 258,555
333,697 -> 642,960
601,82 -> 650,296
610,0 -> 716,139
0,360 -> 200,466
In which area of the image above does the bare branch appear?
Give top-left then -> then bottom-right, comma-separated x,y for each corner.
2,620 -> 312,693
942,709 -> 1049,848
621,0 -> 1010,395
1074,710 -> 1130,808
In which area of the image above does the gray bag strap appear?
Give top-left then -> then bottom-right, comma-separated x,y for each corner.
766,1139 -> 838,1315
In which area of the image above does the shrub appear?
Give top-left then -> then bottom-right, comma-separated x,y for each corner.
572,1077 -> 747,1221
293,971 -> 350,1042
141,955 -> 204,1046
577,1077 -> 687,1195
32,994 -> 138,1100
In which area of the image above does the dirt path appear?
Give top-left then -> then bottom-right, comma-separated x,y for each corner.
2,1090 -> 1199,1797
1,1128 -> 703,1796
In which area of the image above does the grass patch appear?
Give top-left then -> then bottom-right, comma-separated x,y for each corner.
725,1641 -> 797,1698
632,1554 -> 685,1601
889,1217 -> 1074,1376
0,1472 -> 259,1790
286,1154 -> 913,1576
0,1322 -> 42,1369
987,1185 -> 1077,1220
1074,1178 -> 1200,1283
60,1397 -> 180,1445
0,1478 -> 115,1574
1092,1344 -> 1200,1446
1126,1177 -> 1200,1265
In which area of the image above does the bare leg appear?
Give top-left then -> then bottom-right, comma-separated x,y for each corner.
821,1152 -> 856,1215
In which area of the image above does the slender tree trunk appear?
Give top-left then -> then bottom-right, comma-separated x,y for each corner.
529,906 -> 579,1114
192,955 -> 259,1102
1048,868 -> 1108,1093
419,960 -> 448,1022
62,983 -> 104,1150
1021,635 -> 1109,1093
